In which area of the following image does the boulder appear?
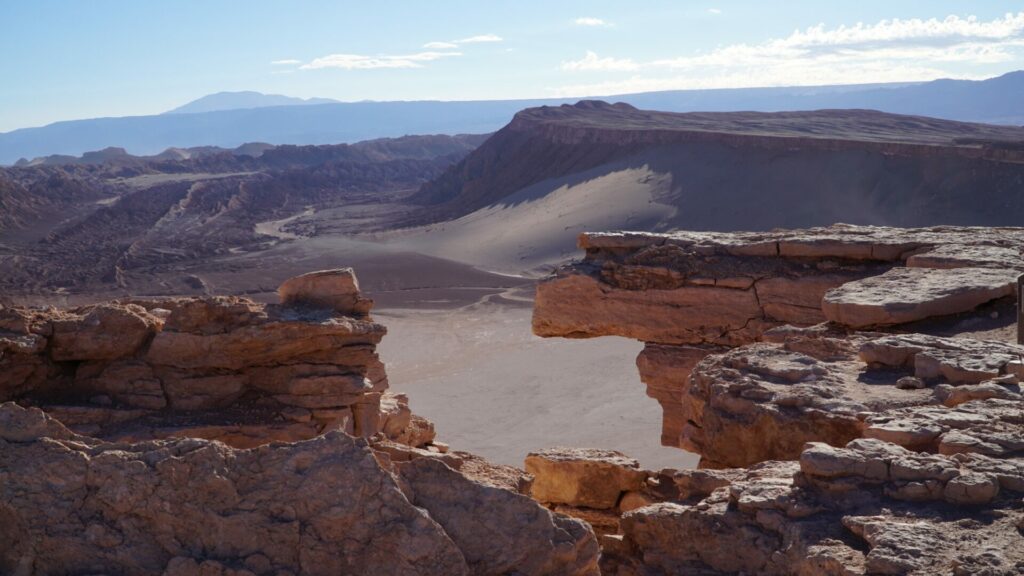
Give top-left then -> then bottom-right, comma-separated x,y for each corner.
525,447 -> 647,509
399,457 -> 600,576
277,268 -> 373,316
50,303 -> 161,361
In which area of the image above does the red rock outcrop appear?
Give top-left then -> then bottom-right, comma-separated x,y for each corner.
607,431 -> 1023,575
0,268 -> 601,574
0,269 -> 424,447
0,403 -> 599,575
532,225 -> 1024,574
534,224 -> 1024,453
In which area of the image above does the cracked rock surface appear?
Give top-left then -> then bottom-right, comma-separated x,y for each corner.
0,403 -> 598,576
533,225 -> 1024,575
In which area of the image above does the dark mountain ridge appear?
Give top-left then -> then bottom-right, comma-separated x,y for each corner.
411,101 -> 1024,230
3,72 -> 1024,165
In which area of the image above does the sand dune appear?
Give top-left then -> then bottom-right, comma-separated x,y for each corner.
384,163 -> 677,275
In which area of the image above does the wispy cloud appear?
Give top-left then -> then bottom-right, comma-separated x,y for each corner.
423,33 -> 503,49
270,59 -> 302,65
457,34 -> 503,43
562,51 -> 639,71
707,8 -> 722,15
300,51 -> 461,70
555,12 -> 1024,95
574,17 -> 610,27
289,33 -> 501,72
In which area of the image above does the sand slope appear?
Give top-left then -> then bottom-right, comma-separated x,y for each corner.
385,162 -> 677,275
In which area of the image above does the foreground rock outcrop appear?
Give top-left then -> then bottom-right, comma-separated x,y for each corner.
535,224 -> 1024,453
609,432 -> 1024,575
0,403 -> 599,576
0,268 -> 599,575
533,225 -> 1024,574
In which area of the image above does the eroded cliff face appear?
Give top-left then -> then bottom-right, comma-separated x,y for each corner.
411,103 -> 1024,229
532,225 -> 1024,575
0,268 -> 600,576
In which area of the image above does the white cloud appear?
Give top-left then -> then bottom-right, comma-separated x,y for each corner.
562,51 -> 639,71
574,17 -> 610,27
422,33 -> 503,50
456,34 -> 503,43
270,59 -> 302,65
300,51 -> 461,70
302,32 -> 501,72
553,12 -> 1024,95
707,8 -> 722,15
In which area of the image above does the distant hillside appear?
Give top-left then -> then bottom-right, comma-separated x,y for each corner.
165,91 -> 340,115
2,72 -> 1023,165
0,133 -> 486,296
409,102 -> 1024,234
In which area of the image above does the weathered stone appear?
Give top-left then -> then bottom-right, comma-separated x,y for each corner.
822,267 -> 1016,328
533,271 -> 765,346
755,275 -> 850,325
146,318 -> 385,371
277,268 -> 373,316
0,404 -> 469,575
50,303 -> 161,361
684,339 -> 938,468
2,403 -> 599,575
863,399 -> 1023,457
618,491 -> 656,514
943,472 -> 1000,505
635,343 -> 719,449
525,447 -> 647,509
859,333 -> 1024,384
399,457 -> 600,576
906,243 -> 1024,270
534,225 -> 1024,574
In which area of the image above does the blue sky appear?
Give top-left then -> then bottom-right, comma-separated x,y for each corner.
1,1 -> 1023,132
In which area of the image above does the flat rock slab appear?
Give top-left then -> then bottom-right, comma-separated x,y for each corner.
822,267 -> 1017,328
906,243 -> 1024,271
525,447 -> 647,509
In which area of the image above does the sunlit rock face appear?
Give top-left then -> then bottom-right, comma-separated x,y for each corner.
0,269 -> 601,575
533,225 -> 1024,575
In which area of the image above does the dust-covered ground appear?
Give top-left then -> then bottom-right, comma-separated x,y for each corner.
375,287 -> 698,470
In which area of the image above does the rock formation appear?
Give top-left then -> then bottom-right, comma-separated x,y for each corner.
533,225 -> 1024,574
534,224 -> 1024,454
0,268 -> 417,447
0,268 -> 599,575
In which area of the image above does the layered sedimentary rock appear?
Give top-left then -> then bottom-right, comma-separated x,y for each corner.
0,268 -> 600,575
524,448 -> 673,538
0,268 -> 425,447
534,224 -> 1024,452
607,432 -> 1024,575
533,225 -> 1024,574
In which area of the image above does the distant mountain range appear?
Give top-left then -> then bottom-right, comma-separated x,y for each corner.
164,91 -> 340,115
2,72 -> 1023,165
